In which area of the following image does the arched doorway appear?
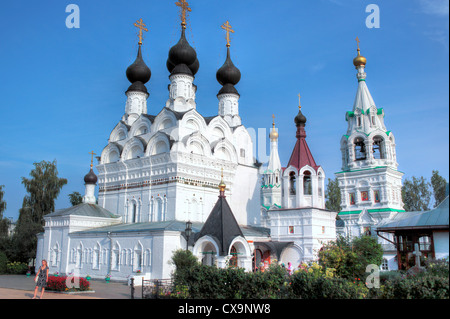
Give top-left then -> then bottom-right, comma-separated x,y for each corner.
201,242 -> 217,266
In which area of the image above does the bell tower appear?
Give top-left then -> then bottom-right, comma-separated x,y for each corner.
336,39 -> 404,237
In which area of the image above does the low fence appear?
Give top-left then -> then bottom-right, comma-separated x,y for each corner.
130,278 -> 173,299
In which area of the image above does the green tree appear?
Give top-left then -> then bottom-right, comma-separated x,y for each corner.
68,191 -> 83,206
318,235 -> 383,281
431,170 -> 447,207
325,177 -> 341,213
402,176 -> 431,211
0,185 -> 10,238
13,160 -> 67,263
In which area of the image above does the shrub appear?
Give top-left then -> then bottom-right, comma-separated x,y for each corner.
173,261 -> 290,299
0,251 -> 7,274
289,270 -> 367,299
379,258 -> 449,299
6,261 -> 28,274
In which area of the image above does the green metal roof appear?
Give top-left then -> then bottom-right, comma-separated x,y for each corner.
46,203 -> 120,219
74,220 -> 204,234
376,196 -> 449,231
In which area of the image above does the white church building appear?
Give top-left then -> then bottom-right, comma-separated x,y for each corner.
35,6 -> 338,281
36,3 -> 442,281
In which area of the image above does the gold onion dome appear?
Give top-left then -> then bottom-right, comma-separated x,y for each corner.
353,49 -> 367,67
353,37 -> 367,67
269,116 -> 278,140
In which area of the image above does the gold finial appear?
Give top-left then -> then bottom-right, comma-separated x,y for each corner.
221,21 -> 234,48
219,167 -> 226,193
134,19 -> 148,46
298,93 -> 302,110
89,151 -> 96,169
175,0 -> 192,29
353,36 -> 367,67
272,114 -> 275,127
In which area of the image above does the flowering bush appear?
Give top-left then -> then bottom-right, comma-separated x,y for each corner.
6,261 -> 28,274
46,275 -> 90,292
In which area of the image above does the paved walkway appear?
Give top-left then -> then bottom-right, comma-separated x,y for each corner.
0,275 -> 132,299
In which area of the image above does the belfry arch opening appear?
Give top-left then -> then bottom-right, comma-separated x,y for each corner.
354,137 -> 366,161
289,172 -> 296,195
373,136 -> 385,159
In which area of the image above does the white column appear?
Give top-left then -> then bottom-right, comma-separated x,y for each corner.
297,173 -> 303,208
311,174 -> 319,208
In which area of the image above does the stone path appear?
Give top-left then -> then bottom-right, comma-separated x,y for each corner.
0,275 -> 132,299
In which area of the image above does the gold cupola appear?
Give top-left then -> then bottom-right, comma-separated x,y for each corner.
269,114 -> 279,140
353,37 -> 367,68
218,167 -> 226,195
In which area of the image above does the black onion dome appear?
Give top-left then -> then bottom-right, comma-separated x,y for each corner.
216,47 -> 241,86
294,109 -> 307,126
84,168 -> 98,184
167,28 -> 199,76
126,45 -> 151,85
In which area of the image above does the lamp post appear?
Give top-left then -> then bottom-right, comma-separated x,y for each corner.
185,221 -> 192,251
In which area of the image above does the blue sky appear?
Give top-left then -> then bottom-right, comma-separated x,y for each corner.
0,0 -> 448,220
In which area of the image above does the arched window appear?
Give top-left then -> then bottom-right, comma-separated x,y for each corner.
93,244 -> 100,269
133,244 -> 143,272
373,136 -> 385,159
354,137 -> 366,161
289,172 -> 296,195
303,171 -> 312,195
76,243 -> 83,269
51,244 -> 59,267
131,203 -> 137,223
156,198 -> 164,221
112,243 -> 120,270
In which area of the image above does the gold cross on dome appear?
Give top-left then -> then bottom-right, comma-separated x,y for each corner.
175,0 -> 192,28
89,151 -> 96,168
272,114 -> 275,126
298,93 -> 301,110
356,36 -> 360,50
221,20 -> 234,47
134,18 -> 148,45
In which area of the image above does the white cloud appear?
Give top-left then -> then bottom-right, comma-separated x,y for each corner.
418,0 -> 449,16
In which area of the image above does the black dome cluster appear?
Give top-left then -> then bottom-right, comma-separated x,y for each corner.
216,47 -> 241,96
84,168 -> 98,185
166,28 -> 199,77
126,45 -> 151,94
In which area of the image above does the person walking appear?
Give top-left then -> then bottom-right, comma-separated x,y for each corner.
32,260 -> 49,299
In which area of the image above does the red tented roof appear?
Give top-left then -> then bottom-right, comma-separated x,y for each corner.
287,126 -> 319,172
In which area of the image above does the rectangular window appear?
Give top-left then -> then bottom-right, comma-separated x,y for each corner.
374,190 -> 380,203
349,193 -> 355,205
357,116 -> 361,127
322,226 -> 325,234
240,149 -> 245,158
361,191 -> 369,201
